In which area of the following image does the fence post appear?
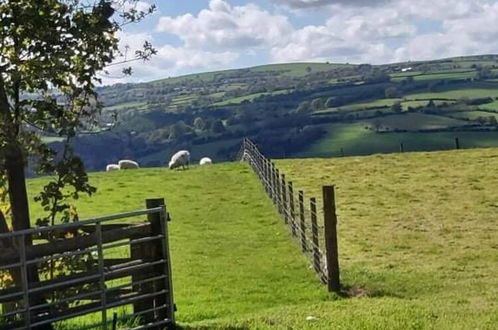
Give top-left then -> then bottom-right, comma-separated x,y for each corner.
275,168 -> 281,213
281,174 -> 287,224
145,198 -> 175,325
340,148 -> 344,157
298,191 -> 307,252
455,137 -> 460,149
288,181 -> 296,236
272,163 -> 278,205
322,186 -> 340,292
400,142 -> 404,153
310,198 -> 322,280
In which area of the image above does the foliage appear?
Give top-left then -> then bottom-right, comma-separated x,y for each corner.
0,0 -> 156,229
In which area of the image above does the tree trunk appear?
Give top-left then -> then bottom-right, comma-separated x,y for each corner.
5,143 -> 32,239
4,145 -> 53,329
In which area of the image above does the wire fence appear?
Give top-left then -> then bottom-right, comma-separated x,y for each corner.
238,138 -> 340,292
0,198 -> 175,330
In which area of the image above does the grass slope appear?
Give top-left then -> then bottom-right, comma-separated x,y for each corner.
24,148 -> 498,329
299,122 -> 498,158
274,148 -> 498,330
26,164 -> 328,328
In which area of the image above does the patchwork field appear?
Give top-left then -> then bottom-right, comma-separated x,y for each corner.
20,147 -> 498,329
297,122 -> 498,158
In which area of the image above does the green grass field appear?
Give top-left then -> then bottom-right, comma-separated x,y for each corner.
405,83 -> 498,101
364,113 -> 466,131
22,148 -> 498,329
250,63 -> 353,77
297,122 -> 498,157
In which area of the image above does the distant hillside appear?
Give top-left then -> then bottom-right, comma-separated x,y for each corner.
43,54 -> 498,171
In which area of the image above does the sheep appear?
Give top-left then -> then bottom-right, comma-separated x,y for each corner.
168,150 -> 190,170
199,157 -> 212,165
106,164 -> 120,172
118,159 -> 139,170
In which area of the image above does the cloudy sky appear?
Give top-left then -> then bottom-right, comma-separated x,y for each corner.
107,0 -> 498,84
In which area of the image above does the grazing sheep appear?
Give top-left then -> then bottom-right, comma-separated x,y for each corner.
199,157 -> 212,165
169,150 -> 190,170
106,164 -> 120,172
118,159 -> 139,170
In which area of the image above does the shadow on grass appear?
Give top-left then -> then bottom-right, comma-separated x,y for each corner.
176,325 -> 249,330
335,284 -> 405,299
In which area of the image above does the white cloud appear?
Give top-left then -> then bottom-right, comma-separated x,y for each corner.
156,0 -> 293,50
109,0 -> 498,83
101,31 -> 238,84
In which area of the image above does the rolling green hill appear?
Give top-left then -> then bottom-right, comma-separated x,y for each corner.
24,147 -> 498,329
51,54 -> 498,172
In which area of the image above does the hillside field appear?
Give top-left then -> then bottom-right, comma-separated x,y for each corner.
24,148 -> 498,329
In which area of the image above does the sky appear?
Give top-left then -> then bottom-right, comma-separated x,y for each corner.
106,0 -> 498,84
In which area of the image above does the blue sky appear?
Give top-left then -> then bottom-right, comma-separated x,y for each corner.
107,0 -> 498,84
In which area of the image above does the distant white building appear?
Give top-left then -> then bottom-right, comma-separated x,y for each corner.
401,67 -> 413,72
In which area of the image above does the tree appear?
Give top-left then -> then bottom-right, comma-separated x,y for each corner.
295,100 -> 311,114
489,116 -> 498,126
193,117 -> 206,131
210,119 -> 226,133
391,101 -> 403,113
311,98 -> 325,111
385,86 -> 399,98
0,1 -> 155,233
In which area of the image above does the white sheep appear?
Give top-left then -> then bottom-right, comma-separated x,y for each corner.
106,164 -> 120,172
199,157 -> 212,165
169,150 -> 190,170
118,159 -> 139,170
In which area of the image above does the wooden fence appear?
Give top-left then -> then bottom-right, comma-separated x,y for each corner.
238,138 -> 341,292
0,198 -> 175,330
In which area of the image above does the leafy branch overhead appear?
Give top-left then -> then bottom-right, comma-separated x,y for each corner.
0,0 -> 156,232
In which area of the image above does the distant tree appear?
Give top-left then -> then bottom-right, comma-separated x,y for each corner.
210,119 -> 226,133
306,66 -> 312,74
372,120 -> 382,132
325,97 -> 336,108
427,100 -> 436,108
169,121 -> 189,140
363,70 -> 391,84
193,117 -> 206,131
385,86 -> 399,98
311,98 -> 325,111
477,116 -> 487,126
296,100 -> 311,114
489,116 -> 498,126
477,66 -> 492,80
391,101 -> 403,113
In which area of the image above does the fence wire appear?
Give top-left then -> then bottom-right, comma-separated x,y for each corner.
238,139 -> 329,283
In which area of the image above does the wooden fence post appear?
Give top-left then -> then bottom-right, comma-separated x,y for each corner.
455,137 -> 460,149
322,186 -> 340,292
275,168 -> 281,213
298,191 -> 307,252
271,163 -> 277,205
288,181 -> 296,236
310,198 -> 322,279
340,148 -> 344,157
400,142 -> 404,153
281,174 -> 288,224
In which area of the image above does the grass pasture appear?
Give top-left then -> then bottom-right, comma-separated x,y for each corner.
365,113 -> 467,131
275,149 -> 498,329
298,122 -> 498,158
20,148 -> 498,328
